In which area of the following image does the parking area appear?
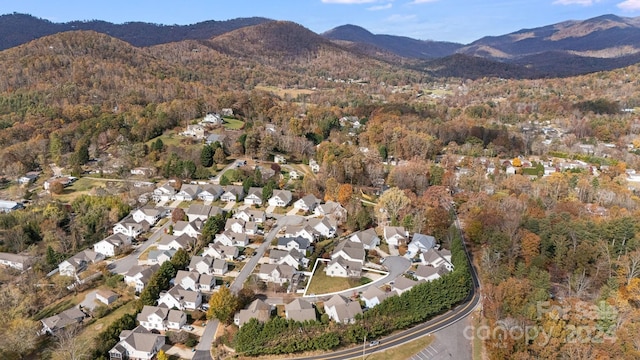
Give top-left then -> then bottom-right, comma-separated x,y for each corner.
410,338 -> 449,360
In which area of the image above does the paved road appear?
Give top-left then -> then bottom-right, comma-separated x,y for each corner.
193,319 -> 220,360
109,220 -> 172,274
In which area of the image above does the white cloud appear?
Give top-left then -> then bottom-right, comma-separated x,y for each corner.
409,0 -> 439,4
321,0 -> 377,3
618,0 -> 640,10
368,3 -> 393,10
384,14 -> 418,22
552,0 -> 597,5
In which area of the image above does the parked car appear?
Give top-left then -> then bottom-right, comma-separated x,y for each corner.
182,325 -> 194,331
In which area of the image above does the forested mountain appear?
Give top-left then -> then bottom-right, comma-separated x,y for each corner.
0,12 -> 271,50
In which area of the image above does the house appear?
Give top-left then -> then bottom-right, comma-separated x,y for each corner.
43,176 -> 76,191
221,185 -> 244,202
269,248 -> 308,269
285,298 -> 316,322
274,154 -> 287,164
384,226 -> 408,247
153,182 -> 177,202
282,224 -> 318,243
188,256 -> 228,276
414,264 -> 445,282
198,274 -> 217,292
221,108 -> 233,116
183,124 -> 206,139
0,200 -> 23,213
323,295 -> 362,324
360,286 -> 392,309
59,249 -> 104,277
93,233 -> 132,258
331,240 -> 365,264
325,257 -> 363,278
96,289 -> 119,305
306,217 -> 336,238
225,218 -> 246,234
277,236 -> 313,254
206,133 -> 227,145
113,218 -> 150,239
158,285 -> 202,311
132,207 -> 163,225
244,187 -> 264,206
215,231 -> 249,247
203,243 -> 239,261
420,248 -> 453,271
147,249 -> 176,265
198,184 -> 224,202
294,194 -> 320,213
17,171 -> 39,185
407,233 -> 436,256
124,265 -> 159,293
349,228 -> 380,250
309,159 -> 320,173
40,307 -> 86,334
202,112 -> 223,125
235,299 -> 273,327
175,184 -> 201,201
157,233 -> 196,251
172,220 -> 202,238
0,252 -> 33,271
313,201 -> 347,224
137,305 -> 186,331
234,209 -> 266,223
130,167 -> 154,176
174,270 -> 208,292
186,204 -> 215,222
256,263 -> 295,284
268,190 -> 293,207
391,276 -> 420,295
109,325 -> 165,360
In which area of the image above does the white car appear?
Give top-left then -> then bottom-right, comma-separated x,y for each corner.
182,325 -> 194,331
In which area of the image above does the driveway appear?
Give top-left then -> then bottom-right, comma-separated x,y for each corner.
193,319 -> 220,360
223,201 -> 236,211
109,220 -> 172,274
265,204 -> 276,214
168,199 -> 183,208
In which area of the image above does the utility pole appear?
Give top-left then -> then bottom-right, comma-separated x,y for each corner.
362,333 -> 366,360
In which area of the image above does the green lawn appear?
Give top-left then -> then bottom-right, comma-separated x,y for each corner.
223,118 -> 245,130
33,298 -> 78,320
307,263 -> 357,295
54,177 -> 108,202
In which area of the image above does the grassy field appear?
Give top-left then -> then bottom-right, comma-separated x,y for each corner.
254,85 -> 315,99
77,300 -> 138,350
54,177 -> 109,202
306,263 -> 356,295
223,118 -> 245,130
364,335 -> 433,360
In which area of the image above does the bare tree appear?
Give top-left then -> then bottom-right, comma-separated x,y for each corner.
52,324 -> 92,360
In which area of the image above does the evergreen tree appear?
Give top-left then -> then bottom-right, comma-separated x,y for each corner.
201,145 -> 214,167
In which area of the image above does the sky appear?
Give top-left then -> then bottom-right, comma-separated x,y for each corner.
1,0 -> 640,44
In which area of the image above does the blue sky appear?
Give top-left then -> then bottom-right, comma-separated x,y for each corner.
1,0 -> 640,44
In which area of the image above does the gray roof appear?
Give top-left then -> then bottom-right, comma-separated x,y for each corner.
324,295 -> 362,322
41,307 -> 86,332
410,233 -> 436,250
118,325 -> 164,353
350,228 -> 380,248
285,298 -> 316,322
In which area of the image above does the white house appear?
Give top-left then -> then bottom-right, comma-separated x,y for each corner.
113,218 -> 150,239
147,249 -> 176,265
172,220 -> 202,238
175,184 -> 201,202
203,243 -> 239,261
0,252 -> 33,271
313,201 -> 347,224
323,295 -> 362,324
360,286 -> 392,309
276,236 -> 313,254
414,264 -> 444,282
157,233 -> 195,251
109,325 -> 165,360
58,249 -> 104,277
307,217 -> 336,238
124,264 -> 159,293
221,185 -> 244,202
188,256 -> 228,276
282,224 -> 317,243
215,231 -> 249,247
137,305 -> 186,332
198,184 -> 224,202
274,154 -> 287,164
202,113 -> 223,125
153,182 -> 177,202
256,264 -> 295,284
285,298 -> 316,322
233,209 -> 266,224
384,226 -> 408,247
157,285 -> 202,311
309,160 -> 320,173
349,228 -> 380,250
407,233 -> 436,256
93,233 -> 132,258
420,248 -> 453,271
131,207 -> 163,225
268,190 -> 293,207
331,240 -> 365,264
293,194 -> 320,213
325,257 -> 362,278
225,218 -> 246,234
244,187 -> 263,206
186,204 -> 218,222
